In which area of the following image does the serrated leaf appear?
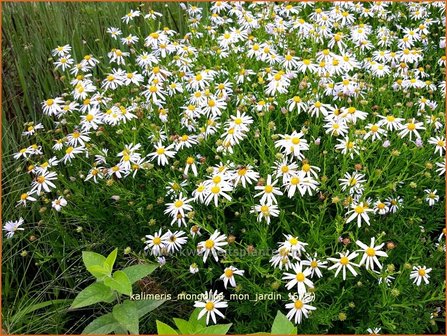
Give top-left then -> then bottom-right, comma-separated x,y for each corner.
70,282 -> 115,309
112,300 -> 139,334
271,310 -> 296,335
104,248 -> 118,272
135,299 -> 165,318
104,270 -> 132,296
82,313 -> 119,334
173,318 -> 192,334
156,321 -> 178,335
195,323 -> 232,335
121,263 -> 158,284
82,251 -> 106,269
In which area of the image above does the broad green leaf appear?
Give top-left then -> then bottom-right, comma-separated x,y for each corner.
104,248 -> 118,272
173,318 -> 193,334
82,251 -> 106,269
82,313 -> 119,334
122,263 -> 158,284
156,321 -> 178,335
271,311 -> 296,335
188,308 -> 207,331
86,264 -> 112,279
135,299 -> 165,318
112,300 -> 139,334
70,282 -> 115,309
195,324 -> 232,335
104,271 -> 132,296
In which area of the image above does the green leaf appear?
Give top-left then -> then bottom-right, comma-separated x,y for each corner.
82,313 -> 119,334
156,321 -> 178,335
86,264 -> 112,280
122,263 -> 158,284
104,270 -> 132,296
271,311 -> 296,335
70,282 -> 115,309
112,300 -> 139,334
188,308 -> 207,331
195,324 -> 232,335
173,318 -> 193,334
135,299 -> 165,318
82,251 -> 106,269
104,248 -> 118,272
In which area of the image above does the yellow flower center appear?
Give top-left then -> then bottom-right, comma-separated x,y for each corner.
153,237 -> 161,245
295,272 -> 305,282
260,205 -> 269,214
211,185 -> 221,194
418,269 -> 426,276
291,137 -> 300,145
174,200 -> 184,208
205,301 -> 215,311
156,148 -> 165,155
205,239 -> 215,249
238,168 -> 247,176
354,205 -> 364,214
294,300 -> 304,309
290,177 -> 300,185
340,256 -> 349,265
289,237 -> 298,246
225,269 -> 234,277
264,185 -> 273,193
366,247 -> 376,257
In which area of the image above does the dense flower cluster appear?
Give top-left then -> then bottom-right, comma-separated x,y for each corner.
6,1 -> 445,330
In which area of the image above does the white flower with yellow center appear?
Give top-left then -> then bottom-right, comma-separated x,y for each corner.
346,201 -> 373,227
410,265 -> 432,286
424,189 -> 439,206
144,229 -> 166,256
148,141 -> 176,166
162,230 -> 187,253
285,292 -> 316,324
328,250 -> 360,280
302,253 -> 327,278
254,174 -> 283,205
283,262 -> 314,294
252,203 -> 280,225
194,290 -> 228,325
197,230 -> 228,263
164,193 -> 193,227
355,237 -> 388,271
270,246 -> 293,271
219,266 -> 245,289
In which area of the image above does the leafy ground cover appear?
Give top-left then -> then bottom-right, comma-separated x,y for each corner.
2,1 -> 446,334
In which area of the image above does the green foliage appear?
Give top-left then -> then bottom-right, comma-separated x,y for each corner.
2,1 -> 446,334
70,248 -> 163,334
270,311 -> 297,335
156,308 -> 232,335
